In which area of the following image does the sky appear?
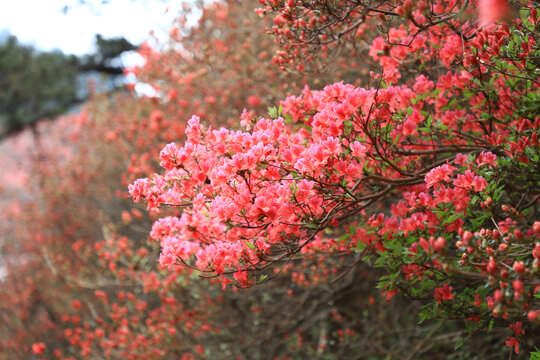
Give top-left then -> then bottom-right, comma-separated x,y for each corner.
0,0 -> 182,56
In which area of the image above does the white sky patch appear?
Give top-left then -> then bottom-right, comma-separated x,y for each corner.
0,0 -> 182,55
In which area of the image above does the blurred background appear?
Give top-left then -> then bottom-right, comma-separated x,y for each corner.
0,0 -> 181,194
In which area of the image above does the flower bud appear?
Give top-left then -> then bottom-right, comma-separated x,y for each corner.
533,243 -> 540,259
434,237 -> 446,253
487,257 -> 497,274
494,289 -> 503,303
513,261 -> 525,274
513,279 -> 524,299
528,310 -> 538,323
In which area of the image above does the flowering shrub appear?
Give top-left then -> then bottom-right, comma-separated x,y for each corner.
1,0 -> 539,358
257,0 -> 520,75
0,1 -> 418,359
132,0 -> 540,354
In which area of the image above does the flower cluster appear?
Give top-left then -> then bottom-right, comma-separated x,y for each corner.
132,2 -> 540,353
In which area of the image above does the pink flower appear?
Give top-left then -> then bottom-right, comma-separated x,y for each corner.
240,108 -> 252,129
477,0 -> 510,26
185,115 -> 202,143
476,151 -> 497,167
350,141 -> 367,157
159,142 -> 180,171
402,118 -> 418,136
424,164 -> 456,188
413,74 -> 434,94
150,216 -> 182,240
453,170 -> 488,192
322,137 -> 342,156
128,178 -> 151,202
296,179 -> 314,203
454,153 -> 469,165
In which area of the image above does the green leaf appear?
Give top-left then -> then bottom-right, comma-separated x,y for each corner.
418,309 -> 431,324
268,106 -> 277,118
454,336 -> 465,350
529,347 -> 540,360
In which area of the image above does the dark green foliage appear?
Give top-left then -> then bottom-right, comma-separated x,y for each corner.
78,35 -> 138,75
0,35 -> 79,134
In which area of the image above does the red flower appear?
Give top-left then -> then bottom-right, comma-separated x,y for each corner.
32,342 -> 46,355
434,283 -> 454,304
